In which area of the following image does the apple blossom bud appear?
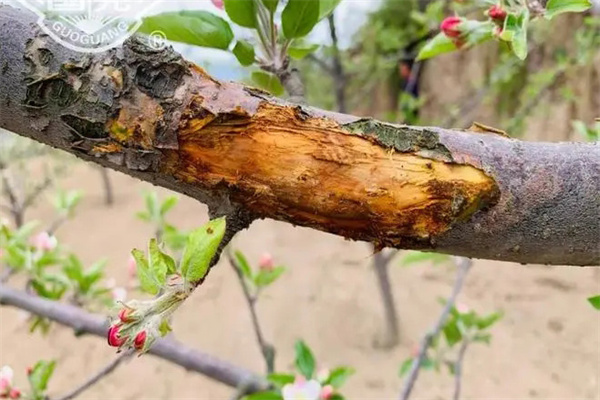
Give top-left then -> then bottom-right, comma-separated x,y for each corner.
259,253 -> 274,271
8,389 -> 20,399
320,385 -> 334,399
134,331 -> 147,350
440,16 -> 462,39
26,367 -> 32,376
211,0 -> 224,9
127,255 -> 137,279
31,232 -> 57,251
107,324 -> 126,347
456,302 -> 470,313
316,368 -> 330,382
488,5 -> 507,21
118,308 -> 135,323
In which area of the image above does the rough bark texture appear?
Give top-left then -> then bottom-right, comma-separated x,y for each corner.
0,5 -> 598,266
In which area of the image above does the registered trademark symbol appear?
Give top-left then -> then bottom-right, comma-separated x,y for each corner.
148,30 -> 167,51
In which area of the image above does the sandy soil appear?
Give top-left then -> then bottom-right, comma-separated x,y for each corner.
0,160 -> 599,400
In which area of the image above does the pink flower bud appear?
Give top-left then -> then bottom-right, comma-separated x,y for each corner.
456,302 -> 470,313
410,344 -> 420,358
107,324 -> 127,347
211,0 -> 224,9
320,385 -> 334,399
0,379 -> 8,393
488,5 -> 507,21
25,367 -> 32,376
118,308 -> 134,323
259,253 -> 274,271
127,255 -> 137,279
8,389 -> 20,399
440,16 -> 462,39
31,232 -> 57,251
134,331 -> 147,350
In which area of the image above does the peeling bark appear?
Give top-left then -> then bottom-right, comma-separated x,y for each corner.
0,6 -> 598,266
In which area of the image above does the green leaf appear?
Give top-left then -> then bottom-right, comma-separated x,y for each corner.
149,238 -> 176,283
144,192 -> 159,219
29,360 -> 56,394
62,255 -> 84,284
243,392 -> 283,400
288,42 -> 320,59
476,311 -> 503,330
160,196 -> 179,217
254,266 -> 285,287
16,221 -> 39,241
251,71 -> 285,96
421,358 -> 436,370
400,251 -> 450,267
472,332 -> 492,344
319,0 -> 341,20
416,32 -> 458,61
266,373 -> 295,388
180,218 -> 227,286
139,11 -> 234,50
282,0 -> 320,39
234,250 -> 253,279
501,11 -> 529,60
233,40 -> 256,66
294,340 -> 316,379
224,0 -> 257,28
588,295 -> 600,310
132,248 -> 160,295
443,321 -> 462,347
545,0 -> 591,19
398,358 -> 413,377
261,0 -> 279,14
159,320 -> 172,337
327,366 -> 355,388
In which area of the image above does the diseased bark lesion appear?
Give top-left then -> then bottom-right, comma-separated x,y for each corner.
171,101 -> 499,248
1,5 -> 598,266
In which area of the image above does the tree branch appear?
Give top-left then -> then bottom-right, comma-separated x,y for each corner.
0,5 -> 598,266
53,350 -> 133,400
0,284 -> 269,392
228,250 -> 275,374
453,338 -> 470,400
399,257 -> 472,400
327,12 -> 347,113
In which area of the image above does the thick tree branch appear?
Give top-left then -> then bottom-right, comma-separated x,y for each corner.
0,6 -> 598,266
0,283 -> 269,392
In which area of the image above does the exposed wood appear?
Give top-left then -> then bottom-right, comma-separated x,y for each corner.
0,5 -> 598,266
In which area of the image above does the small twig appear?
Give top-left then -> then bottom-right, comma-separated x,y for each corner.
53,350 -> 134,400
306,54 -> 334,76
399,257 -> 472,400
21,174 -> 52,211
0,169 -> 23,227
453,338 -> 470,400
0,267 -> 15,283
47,215 -> 68,236
372,248 -> 400,348
99,168 -> 114,206
227,249 -> 275,374
327,12 -> 347,114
